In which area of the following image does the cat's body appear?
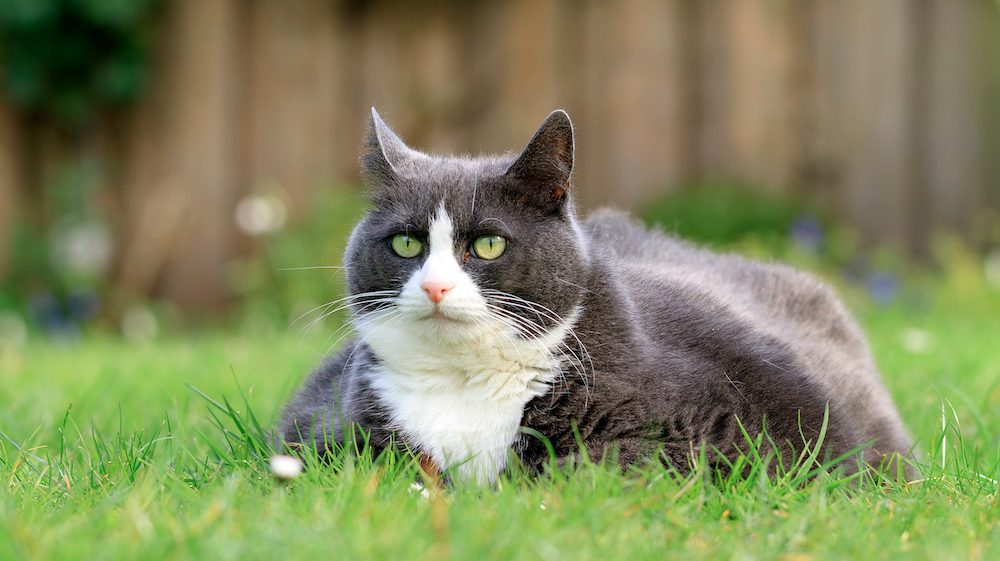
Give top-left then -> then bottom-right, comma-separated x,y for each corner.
278,109 -> 912,484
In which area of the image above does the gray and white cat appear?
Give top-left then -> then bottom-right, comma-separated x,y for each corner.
278,109 -> 913,485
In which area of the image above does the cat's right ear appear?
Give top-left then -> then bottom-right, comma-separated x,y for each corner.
361,108 -> 417,184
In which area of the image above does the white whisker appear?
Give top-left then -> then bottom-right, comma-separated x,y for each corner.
278,265 -> 349,272
480,288 -> 594,404
289,290 -> 397,330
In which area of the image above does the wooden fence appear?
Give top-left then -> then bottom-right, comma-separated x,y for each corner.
0,0 -> 997,311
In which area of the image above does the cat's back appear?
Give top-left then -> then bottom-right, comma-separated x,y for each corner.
583,208 -> 912,461
585,208 -> 856,341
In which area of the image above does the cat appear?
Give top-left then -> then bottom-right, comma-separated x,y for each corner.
277,108 -> 914,485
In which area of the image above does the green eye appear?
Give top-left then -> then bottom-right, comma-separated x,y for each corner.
471,235 -> 507,260
390,233 -> 423,258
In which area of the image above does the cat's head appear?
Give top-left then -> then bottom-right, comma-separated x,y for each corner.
343,108 -> 591,343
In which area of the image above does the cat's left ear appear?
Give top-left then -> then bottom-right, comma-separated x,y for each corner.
504,110 -> 574,212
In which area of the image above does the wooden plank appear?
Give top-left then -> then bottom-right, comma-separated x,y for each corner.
0,101 -> 18,279
572,0 -> 691,209
920,0 -> 979,237
399,4 -> 467,152
979,1 -> 1000,214
116,0 -> 243,312
714,0 -> 798,192
604,0 -> 691,207
244,0 -> 342,210
358,3 -> 410,141
812,0 -> 918,248
496,0 -> 561,150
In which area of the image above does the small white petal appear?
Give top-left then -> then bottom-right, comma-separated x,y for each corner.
409,481 -> 431,499
269,455 -> 304,480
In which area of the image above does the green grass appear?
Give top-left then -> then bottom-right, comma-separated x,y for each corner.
1,286 -> 998,560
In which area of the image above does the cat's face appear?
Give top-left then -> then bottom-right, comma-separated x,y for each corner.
344,109 -> 590,343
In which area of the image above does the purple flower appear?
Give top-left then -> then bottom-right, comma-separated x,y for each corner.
866,272 -> 899,305
789,216 -> 824,253
27,290 -> 100,340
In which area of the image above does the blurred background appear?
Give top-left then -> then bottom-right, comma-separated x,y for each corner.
0,0 -> 998,341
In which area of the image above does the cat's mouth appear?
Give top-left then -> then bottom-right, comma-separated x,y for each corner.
422,307 -> 471,324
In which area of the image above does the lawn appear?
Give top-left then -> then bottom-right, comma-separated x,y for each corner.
1,276 -> 997,560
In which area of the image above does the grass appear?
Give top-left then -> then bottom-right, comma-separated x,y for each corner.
1,283 -> 998,560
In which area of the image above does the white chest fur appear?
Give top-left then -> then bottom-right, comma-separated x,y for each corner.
361,319 -> 566,485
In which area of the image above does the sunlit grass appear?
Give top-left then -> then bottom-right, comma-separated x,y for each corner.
1,287 -> 997,560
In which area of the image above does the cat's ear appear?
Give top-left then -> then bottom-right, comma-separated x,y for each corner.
504,109 -> 574,211
361,107 -> 419,183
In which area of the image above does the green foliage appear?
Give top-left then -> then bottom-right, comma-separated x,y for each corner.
0,0 -> 157,126
0,158 -> 108,325
640,181 -> 811,248
230,188 -> 369,333
635,182 -> 987,310
5,221 -> 58,296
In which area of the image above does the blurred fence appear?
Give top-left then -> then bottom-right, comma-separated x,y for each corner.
0,0 -> 998,311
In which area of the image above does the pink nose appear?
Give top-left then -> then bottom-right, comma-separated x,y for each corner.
421,280 -> 455,304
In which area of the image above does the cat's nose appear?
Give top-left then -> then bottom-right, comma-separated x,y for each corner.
421,279 -> 455,304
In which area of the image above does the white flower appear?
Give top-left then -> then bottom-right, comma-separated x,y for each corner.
900,328 -> 934,354
235,194 -> 287,236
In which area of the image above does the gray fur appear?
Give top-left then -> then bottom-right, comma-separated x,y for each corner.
278,109 -> 913,478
